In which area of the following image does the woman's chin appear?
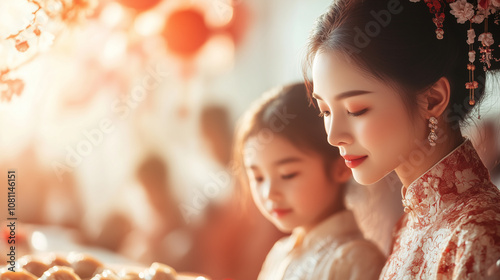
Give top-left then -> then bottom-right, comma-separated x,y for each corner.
352,171 -> 386,186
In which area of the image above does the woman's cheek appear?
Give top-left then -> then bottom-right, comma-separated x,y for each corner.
358,112 -> 394,148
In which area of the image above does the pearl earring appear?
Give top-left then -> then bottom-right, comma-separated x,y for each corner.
428,117 -> 438,146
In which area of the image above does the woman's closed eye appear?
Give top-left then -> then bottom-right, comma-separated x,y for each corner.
347,108 -> 369,117
319,108 -> 368,117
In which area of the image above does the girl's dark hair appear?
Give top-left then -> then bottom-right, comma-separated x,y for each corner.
233,83 -> 344,198
304,0 -> 500,128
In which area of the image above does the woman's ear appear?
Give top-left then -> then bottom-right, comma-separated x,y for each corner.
331,156 -> 352,183
417,77 -> 451,118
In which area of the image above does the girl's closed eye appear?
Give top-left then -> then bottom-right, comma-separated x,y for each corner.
281,172 -> 299,180
254,176 -> 264,183
248,170 -> 264,183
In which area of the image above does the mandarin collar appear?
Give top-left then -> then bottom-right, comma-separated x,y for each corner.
287,210 -> 361,252
401,139 -> 490,226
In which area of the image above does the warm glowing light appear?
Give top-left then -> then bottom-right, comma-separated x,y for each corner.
99,2 -> 125,28
197,35 -> 235,75
134,10 -> 164,36
99,32 -> 128,67
31,231 -> 48,251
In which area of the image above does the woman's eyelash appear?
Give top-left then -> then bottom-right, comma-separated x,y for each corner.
347,108 -> 368,117
319,108 -> 367,117
318,111 -> 330,118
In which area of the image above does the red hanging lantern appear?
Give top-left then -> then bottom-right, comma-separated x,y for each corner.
163,8 -> 211,58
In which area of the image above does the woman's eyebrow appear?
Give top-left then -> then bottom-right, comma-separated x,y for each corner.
336,90 -> 372,100
312,93 -> 323,100
313,90 -> 372,101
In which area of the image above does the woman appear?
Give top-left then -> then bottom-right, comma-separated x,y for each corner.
304,0 -> 500,279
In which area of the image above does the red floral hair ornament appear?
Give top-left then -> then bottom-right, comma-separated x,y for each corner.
410,0 -> 500,107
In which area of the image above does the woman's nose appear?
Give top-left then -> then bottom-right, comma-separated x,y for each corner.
326,115 -> 352,147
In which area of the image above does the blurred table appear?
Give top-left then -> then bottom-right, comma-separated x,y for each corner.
4,224 -> 210,280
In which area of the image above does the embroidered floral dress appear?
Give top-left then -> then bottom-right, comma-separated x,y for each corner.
380,140 -> 500,279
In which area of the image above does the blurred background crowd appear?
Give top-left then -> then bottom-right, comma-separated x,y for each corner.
0,0 -> 499,279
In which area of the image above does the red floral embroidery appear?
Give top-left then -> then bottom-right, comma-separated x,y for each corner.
380,140 -> 500,279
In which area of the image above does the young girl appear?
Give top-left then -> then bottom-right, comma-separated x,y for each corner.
234,83 -> 386,280
305,0 -> 500,278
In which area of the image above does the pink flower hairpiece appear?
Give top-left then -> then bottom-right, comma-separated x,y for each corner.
410,0 -> 500,107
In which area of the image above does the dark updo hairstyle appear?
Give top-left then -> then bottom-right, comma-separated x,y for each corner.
233,83 -> 345,202
304,0 -> 500,129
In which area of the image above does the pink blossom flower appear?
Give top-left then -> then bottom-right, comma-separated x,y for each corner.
472,13 -> 486,23
0,0 -> 38,38
450,0 -> 475,23
474,2 -> 492,23
478,32 -> 494,46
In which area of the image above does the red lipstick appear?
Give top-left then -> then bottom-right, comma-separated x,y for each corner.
342,155 -> 368,168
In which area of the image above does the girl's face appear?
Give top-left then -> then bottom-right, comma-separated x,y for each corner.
243,135 -> 346,233
312,51 -> 427,185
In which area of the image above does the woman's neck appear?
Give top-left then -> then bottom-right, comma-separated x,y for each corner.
396,130 -> 464,188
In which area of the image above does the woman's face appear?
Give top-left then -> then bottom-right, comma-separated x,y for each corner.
312,51 -> 427,185
243,135 -> 344,233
